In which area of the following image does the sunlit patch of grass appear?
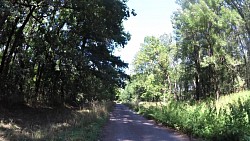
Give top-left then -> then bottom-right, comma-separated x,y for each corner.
0,101 -> 114,141
215,90 -> 250,108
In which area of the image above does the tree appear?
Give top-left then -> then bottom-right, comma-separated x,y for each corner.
0,0 -> 134,106
129,35 -> 173,101
122,0 -> 247,103
172,0 -> 245,100
225,0 -> 250,88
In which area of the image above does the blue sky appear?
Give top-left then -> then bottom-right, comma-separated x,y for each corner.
115,0 -> 180,73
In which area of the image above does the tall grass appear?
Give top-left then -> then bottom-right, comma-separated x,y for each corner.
129,91 -> 250,141
0,101 -> 113,141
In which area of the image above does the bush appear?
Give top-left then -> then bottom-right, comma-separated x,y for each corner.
131,91 -> 250,141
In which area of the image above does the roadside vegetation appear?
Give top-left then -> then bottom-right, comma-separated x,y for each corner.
0,0 -> 133,107
125,91 -> 250,140
119,0 -> 250,140
0,101 -> 113,141
0,0 -> 131,140
1,0 -> 250,140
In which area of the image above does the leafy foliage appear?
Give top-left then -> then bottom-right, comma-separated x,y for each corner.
119,35 -> 174,102
120,0 -> 250,140
0,0 -> 134,106
129,91 -> 250,140
121,0 -> 249,102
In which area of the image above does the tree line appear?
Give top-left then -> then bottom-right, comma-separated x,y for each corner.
120,0 -> 250,102
0,0 -> 134,106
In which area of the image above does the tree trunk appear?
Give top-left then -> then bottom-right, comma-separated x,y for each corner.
194,45 -> 202,101
0,12 -> 9,30
0,17 -> 19,74
215,76 -> 220,100
174,80 -> 178,100
167,74 -> 171,95
246,39 -> 250,89
195,74 -> 201,101
35,62 -> 44,98
3,7 -> 35,78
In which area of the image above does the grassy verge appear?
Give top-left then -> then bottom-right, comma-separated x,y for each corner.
0,101 -> 114,141
126,91 -> 250,141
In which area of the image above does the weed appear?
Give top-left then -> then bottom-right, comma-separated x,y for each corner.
0,101 -> 114,141
127,91 -> 250,141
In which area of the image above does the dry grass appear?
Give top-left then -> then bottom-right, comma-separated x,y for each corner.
0,101 -> 113,141
138,102 -> 167,108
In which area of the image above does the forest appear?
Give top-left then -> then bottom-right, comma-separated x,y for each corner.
0,0 -> 134,140
121,0 -> 250,102
1,0 -> 250,140
0,0 -> 135,107
120,0 -> 250,140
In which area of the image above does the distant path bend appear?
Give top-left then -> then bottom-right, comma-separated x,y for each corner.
102,104 -> 190,141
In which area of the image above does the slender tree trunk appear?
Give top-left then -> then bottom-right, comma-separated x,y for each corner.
174,80 -> 179,100
0,12 -> 9,30
0,17 -> 19,74
179,82 -> 182,100
215,76 -> 220,100
35,62 -> 44,98
194,45 -> 201,101
246,39 -> 250,89
167,74 -> 171,95
3,6 -> 35,77
195,75 -> 201,100
244,56 -> 248,89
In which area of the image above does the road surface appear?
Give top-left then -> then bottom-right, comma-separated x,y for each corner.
102,104 -> 190,141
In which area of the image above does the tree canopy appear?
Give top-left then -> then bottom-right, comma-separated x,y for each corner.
0,0 -> 134,106
120,0 -> 249,102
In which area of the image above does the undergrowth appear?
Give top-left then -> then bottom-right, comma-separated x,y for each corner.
0,101 -> 114,141
127,91 -> 250,141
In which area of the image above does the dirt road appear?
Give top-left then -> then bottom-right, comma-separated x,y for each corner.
102,104 -> 190,141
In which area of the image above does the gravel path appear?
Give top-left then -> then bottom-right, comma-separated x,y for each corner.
102,104 -> 190,141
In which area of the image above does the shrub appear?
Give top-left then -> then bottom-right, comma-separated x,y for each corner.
130,91 -> 250,141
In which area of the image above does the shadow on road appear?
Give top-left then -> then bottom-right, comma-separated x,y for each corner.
102,104 -> 190,141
